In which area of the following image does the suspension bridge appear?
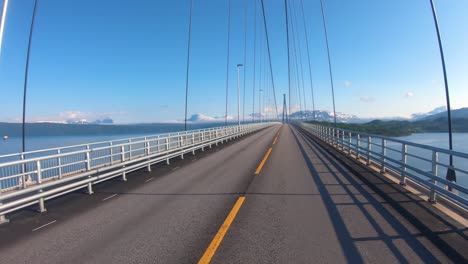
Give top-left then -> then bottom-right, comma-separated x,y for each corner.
0,0 -> 467,263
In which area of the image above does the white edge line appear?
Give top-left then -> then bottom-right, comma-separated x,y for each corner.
145,177 -> 154,182
102,194 -> 118,201
32,220 -> 57,232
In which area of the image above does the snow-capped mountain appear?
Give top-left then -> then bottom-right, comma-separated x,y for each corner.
184,106 -> 467,124
288,110 -> 361,123
411,106 -> 446,120
186,114 -> 233,123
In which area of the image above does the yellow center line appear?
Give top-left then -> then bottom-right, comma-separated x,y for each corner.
273,136 -> 278,145
255,147 -> 273,175
198,196 -> 246,264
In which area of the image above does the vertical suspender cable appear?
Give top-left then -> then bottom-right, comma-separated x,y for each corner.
252,0 -> 257,123
184,0 -> 193,131
242,0 -> 248,124
258,35 -> 263,122
319,0 -> 337,126
429,0 -> 456,185
290,0 -> 307,119
289,0 -> 306,120
283,0 -> 291,122
299,0 -> 316,121
0,0 -> 9,58
224,0 -> 232,126
22,0 -> 39,153
259,0 -> 279,120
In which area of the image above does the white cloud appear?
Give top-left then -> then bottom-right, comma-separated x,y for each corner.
344,80 -> 352,88
359,96 -> 375,103
10,110 -> 129,123
405,91 -> 414,97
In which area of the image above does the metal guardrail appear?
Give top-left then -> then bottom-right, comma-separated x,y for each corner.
0,123 -> 276,223
300,123 -> 468,212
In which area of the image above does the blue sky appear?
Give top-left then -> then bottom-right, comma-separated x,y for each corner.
0,0 -> 467,123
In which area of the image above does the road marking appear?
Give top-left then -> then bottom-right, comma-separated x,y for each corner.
102,194 -> 117,201
273,136 -> 278,145
198,196 -> 246,264
255,147 -> 273,175
171,166 -> 180,171
145,177 -> 155,182
32,220 -> 56,232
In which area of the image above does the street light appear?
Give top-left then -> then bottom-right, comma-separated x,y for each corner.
237,64 -> 243,127
429,0 -> 456,190
0,0 -> 9,58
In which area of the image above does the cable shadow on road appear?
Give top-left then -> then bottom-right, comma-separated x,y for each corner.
290,126 -> 467,263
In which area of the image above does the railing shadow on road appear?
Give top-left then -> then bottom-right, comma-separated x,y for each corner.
291,126 -> 467,263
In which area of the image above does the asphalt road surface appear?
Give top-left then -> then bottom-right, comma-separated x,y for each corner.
0,124 -> 466,263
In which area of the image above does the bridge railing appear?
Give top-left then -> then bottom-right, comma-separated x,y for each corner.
0,123 -> 276,222
300,123 -> 468,213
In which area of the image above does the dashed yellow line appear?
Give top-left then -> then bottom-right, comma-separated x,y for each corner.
273,136 -> 278,145
198,126 -> 282,263
198,196 -> 246,264
255,147 -> 273,175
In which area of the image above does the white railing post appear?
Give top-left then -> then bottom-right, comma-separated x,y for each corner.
201,132 -> 205,151
110,142 -> 114,165
429,151 -> 438,203
331,128 -> 334,145
348,132 -> 352,154
356,134 -> 361,160
400,144 -> 407,185
86,147 -> 93,195
367,136 -> 372,166
341,130 -> 345,151
36,160 -> 46,212
21,154 -> 27,189
121,145 -> 125,162
57,149 -> 62,179
128,140 -> 132,159
156,136 -> 160,153
86,146 -> 91,171
380,139 -> 386,173
145,137 -> 150,155
146,139 -> 152,172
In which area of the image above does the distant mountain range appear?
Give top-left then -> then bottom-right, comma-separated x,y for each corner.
307,107 -> 468,137
1,107 -> 466,137
291,106 -> 468,123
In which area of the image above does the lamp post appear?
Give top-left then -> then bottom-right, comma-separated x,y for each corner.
429,0 -> 456,189
0,0 -> 9,58
236,64 -> 243,127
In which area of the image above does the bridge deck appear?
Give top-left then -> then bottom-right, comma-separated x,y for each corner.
0,125 -> 466,263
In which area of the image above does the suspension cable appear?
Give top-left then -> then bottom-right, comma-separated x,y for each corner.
260,0 -> 279,120
224,0 -> 232,126
283,0 -> 291,122
184,0 -> 193,131
252,0 -> 257,123
290,0 -> 307,119
319,0 -> 337,126
299,0 -> 316,121
242,0 -> 248,124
